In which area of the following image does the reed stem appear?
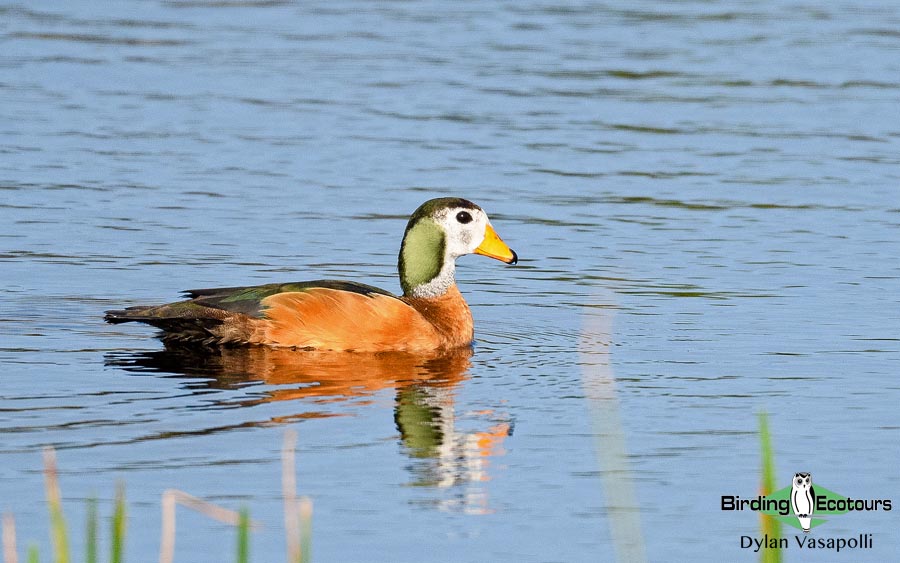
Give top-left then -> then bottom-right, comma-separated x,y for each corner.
42,448 -> 69,563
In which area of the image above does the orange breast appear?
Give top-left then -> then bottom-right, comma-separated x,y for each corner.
254,286 -> 473,352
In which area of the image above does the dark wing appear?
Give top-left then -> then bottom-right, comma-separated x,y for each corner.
182,280 -> 398,318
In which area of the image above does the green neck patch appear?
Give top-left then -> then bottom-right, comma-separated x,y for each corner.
398,218 -> 446,295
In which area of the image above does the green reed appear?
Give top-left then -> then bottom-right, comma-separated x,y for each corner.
758,412 -> 782,563
237,509 -> 250,563
42,448 -> 69,563
110,483 -> 126,563
297,498 -> 312,563
85,498 -> 97,563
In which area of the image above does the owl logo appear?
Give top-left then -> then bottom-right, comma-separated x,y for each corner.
790,472 -> 815,533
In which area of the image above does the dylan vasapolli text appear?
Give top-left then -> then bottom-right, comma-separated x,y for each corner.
741,534 -> 873,553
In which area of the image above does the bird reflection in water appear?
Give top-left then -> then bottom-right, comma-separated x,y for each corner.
106,345 -> 510,514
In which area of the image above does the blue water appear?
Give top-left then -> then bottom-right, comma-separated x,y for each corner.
2,1 -> 899,561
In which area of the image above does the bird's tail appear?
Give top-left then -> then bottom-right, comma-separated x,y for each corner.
104,306 -> 156,324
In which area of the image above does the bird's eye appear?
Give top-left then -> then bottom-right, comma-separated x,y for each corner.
456,211 -> 473,224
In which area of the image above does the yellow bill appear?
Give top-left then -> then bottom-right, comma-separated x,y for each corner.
474,223 -> 518,264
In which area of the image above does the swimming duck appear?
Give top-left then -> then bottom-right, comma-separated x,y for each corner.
105,197 -> 517,352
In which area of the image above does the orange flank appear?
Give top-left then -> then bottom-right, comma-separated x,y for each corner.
259,285 -> 473,351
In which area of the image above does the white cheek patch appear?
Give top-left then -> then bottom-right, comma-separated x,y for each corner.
436,206 -> 489,258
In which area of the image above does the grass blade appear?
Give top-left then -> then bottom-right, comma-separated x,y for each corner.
110,483 -> 126,563
3,513 -> 18,563
297,498 -> 312,563
85,499 -> 97,563
236,509 -> 249,563
42,448 -> 69,563
282,430 -> 299,563
758,412 -> 782,563
159,490 -> 175,563
159,489 -> 258,563
580,308 -> 647,563
26,546 -> 38,563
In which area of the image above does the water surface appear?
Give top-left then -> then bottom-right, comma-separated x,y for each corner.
2,1 -> 899,561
